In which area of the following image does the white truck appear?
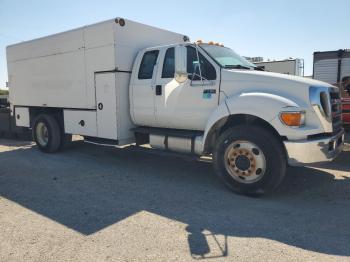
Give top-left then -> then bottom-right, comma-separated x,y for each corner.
5,18 -> 344,195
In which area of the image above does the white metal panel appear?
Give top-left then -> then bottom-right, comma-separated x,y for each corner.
64,110 -> 97,136
83,20 -> 116,108
7,18 -> 185,111
313,59 -> 338,84
15,107 -> 30,127
84,20 -> 115,49
9,50 -> 87,108
85,45 -> 116,108
130,51 -> 157,127
6,28 -> 84,63
154,46 -> 220,131
116,72 -> 134,144
115,19 -> 185,71
95,73 -> 118,140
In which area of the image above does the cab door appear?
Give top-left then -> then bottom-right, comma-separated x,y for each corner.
154,45 -> 220,130
130,49 -> 160,127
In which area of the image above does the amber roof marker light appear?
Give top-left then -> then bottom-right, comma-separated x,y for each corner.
195,40 -> 224,47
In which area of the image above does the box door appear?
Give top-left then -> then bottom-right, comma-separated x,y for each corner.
95,73 -> 118,139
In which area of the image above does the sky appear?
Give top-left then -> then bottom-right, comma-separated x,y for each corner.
0,0 -> 349,88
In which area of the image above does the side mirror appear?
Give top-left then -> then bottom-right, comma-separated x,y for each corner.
174,45 -> 187,83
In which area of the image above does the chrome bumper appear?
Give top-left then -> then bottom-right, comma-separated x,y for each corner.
284,129 -> 345,166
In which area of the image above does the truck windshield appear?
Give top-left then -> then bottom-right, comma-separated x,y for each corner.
199,44 -> 256,69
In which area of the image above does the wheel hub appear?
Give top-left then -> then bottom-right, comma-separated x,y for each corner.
224,141 -> 266,183
36,122 -> 49,146
235,155 -> 251,171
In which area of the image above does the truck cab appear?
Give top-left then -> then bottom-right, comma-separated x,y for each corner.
129,41 -> 344,194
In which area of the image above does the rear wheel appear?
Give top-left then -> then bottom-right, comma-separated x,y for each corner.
33,114 -> 61,153
213,125 -> 286,195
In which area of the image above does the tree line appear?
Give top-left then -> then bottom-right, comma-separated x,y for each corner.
0,89 -> 9,95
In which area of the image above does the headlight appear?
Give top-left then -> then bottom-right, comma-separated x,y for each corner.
279,111 -> 306,127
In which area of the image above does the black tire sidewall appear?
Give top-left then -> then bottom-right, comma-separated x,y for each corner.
214,125 -> 286,195
33,115 -> 61,153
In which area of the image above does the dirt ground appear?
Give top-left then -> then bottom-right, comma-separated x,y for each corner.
0,137 -> 349,261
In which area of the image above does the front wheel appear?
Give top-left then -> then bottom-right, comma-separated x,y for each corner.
213,125 -> 286,195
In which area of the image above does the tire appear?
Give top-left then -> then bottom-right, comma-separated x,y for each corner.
32,114 -> 62,153
213,125 -> 286,195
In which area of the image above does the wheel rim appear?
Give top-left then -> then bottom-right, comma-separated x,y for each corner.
224,140 -> 266,184
36,122 -> 49,146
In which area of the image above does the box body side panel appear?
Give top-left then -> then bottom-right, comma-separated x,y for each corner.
7,20 -> 116,109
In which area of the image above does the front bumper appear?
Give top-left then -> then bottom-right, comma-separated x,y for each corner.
284,129 -> 345,166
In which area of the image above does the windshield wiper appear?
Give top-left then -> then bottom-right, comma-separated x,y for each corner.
224,64 -> 252,70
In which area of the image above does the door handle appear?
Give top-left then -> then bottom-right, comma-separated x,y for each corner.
98,103 -> 103,110
156,85 -> 162,96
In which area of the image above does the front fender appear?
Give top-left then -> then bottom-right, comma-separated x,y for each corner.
226,92 -> 300,121
201,92 -> 306,154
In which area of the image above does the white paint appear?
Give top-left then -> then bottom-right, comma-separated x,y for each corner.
63,110 -> 97,137
131,44 -> 220,131
95,73 -> 118,139
14,107 -> 30,127
7,18 -> 186,110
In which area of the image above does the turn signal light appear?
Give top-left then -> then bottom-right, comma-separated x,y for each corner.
280,112 -> 305,127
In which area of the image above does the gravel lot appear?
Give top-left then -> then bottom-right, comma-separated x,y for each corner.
0,137 -> 349,261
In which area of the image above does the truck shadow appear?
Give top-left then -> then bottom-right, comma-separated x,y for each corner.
0,140 -> 349,257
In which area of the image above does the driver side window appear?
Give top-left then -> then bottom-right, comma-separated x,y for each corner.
186,46 -> 216,81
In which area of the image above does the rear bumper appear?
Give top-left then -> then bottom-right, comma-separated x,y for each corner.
284,129 -> 345,166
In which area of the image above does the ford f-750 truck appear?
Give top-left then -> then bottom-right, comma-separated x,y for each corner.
3,18 -> 344,195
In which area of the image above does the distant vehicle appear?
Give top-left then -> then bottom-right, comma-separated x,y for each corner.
313,49 -> 350,124
252,58 -> 304,76
2,18 -> 344,195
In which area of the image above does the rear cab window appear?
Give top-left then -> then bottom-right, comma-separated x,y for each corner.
138,50 -> 159,79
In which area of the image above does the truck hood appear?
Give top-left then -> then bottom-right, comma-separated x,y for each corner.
220,69 -> 335,107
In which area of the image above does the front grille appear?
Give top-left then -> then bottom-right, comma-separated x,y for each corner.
330,90 -> 343,133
